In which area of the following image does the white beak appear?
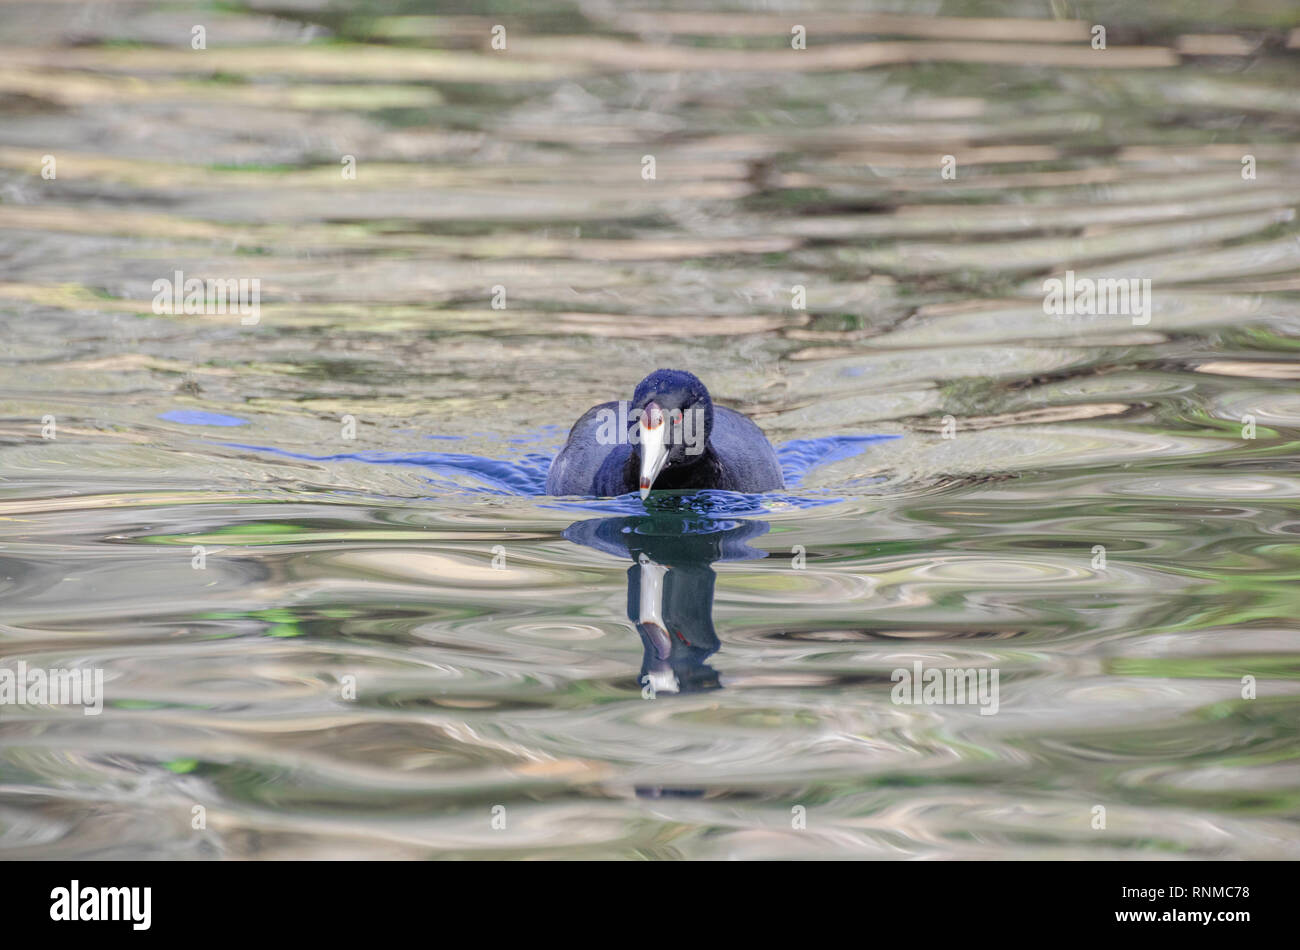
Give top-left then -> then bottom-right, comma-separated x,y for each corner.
638,404 -> 669,500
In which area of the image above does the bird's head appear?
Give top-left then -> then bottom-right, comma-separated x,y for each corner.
629,369 -> 713,499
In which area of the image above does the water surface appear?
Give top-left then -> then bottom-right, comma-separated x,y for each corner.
1,0 -> 1299,859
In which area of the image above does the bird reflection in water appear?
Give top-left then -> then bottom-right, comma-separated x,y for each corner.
563,499 -> 772,798
563,504 -> 770,695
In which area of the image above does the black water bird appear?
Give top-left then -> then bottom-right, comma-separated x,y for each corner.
545,369 -> 784,498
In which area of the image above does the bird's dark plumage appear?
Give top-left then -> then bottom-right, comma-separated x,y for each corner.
545,369 -> 784,497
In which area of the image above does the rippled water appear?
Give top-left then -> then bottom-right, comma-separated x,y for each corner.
2,1 -> 1299,859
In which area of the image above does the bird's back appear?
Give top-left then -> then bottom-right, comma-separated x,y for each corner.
709,406 -> 784,492
545,401 -> 629,495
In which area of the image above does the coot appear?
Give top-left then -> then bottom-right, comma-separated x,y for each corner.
545,369 -> 784,498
